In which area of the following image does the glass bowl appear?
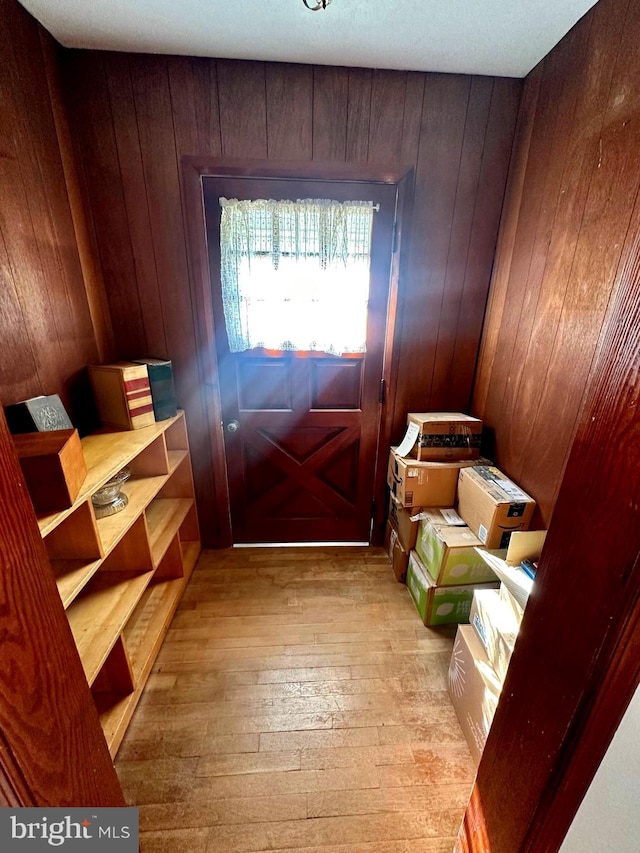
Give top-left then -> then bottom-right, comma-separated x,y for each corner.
91,467 -> 131,516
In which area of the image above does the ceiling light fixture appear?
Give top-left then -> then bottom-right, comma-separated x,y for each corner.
303,0 -> 333,10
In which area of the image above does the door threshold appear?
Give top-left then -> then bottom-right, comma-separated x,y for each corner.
233,542 -> 370,548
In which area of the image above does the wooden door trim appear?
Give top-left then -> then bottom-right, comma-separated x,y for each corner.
0,407 -> 125,807
181,156 -> 414,547
456,231 -> 640,851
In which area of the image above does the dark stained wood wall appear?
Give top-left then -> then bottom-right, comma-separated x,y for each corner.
0,0 -> 109,432
60,51 -> 521,543
472,0 -> 640,527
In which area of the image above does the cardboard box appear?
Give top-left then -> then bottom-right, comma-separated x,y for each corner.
89,362 -> 156,430
457,466 -> 536,550
448,625 -> 502,766
385,520 -> 409,583
415,520 -> 497,586
406,551 -> 498,627
469,587 -> 521,683
499,581 -> 524,627
387,448 -> 487,508
12,429 -> 87,513
417,507 -> 466,528
407,412 -> 482,461
388,494 -> 421,551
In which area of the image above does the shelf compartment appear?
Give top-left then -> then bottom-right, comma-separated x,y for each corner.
167,448 -> 188,473
52,558 -> 103,610
67,569 -> 155,686
164,415 -> 189,451
146,497 -> 193,566
43,500 -> 104,607
96,473 -> 167,553
127,434 -> 168,478
37,413 -> 185,537
181,541 -> 201,580
156,454 -> 195,500
92,634 -> 135,696
153,535 -> 184,581
123,576 -> 187,683
101,516 -> 153,574
179,503 -> 200,548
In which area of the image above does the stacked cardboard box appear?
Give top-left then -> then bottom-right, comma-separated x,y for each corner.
447,531 -> 546,764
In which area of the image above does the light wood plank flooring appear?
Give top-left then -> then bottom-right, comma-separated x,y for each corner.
116,546 -> 475,853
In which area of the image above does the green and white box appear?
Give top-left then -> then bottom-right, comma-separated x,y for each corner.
406,551 -> 498,627
415,519 -> 497,586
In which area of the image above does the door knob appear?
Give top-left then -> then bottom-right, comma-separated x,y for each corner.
226,419 -> 240,433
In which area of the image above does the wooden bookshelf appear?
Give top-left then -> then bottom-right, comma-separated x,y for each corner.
33,412 -> 200,755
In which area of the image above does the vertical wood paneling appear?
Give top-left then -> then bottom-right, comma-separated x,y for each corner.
61,52 -> 520,543
393,74 -> 472,423
105,54 -> 166,357
346,68 -> 372,162
449,77 -> 522,409
265,63 -> 313,159
62,51 -> 146,360
367,70 -> 407,163
312,66 -> 349,160
217,60 -> 268,158
0,0 -> 103,429
429,76 -> 494,409
473,0 -> 638,525
168,56 -> 223,159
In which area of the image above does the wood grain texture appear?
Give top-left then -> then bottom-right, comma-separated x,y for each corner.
59,51 -> 519,544
0,403 -> 125,805
0,0 -> 102,431
472,0 -> 638,526
459,152 -> 640,853
116,546 -> 473,852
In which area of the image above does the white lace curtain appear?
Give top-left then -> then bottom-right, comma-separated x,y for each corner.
219,197 -> 375,354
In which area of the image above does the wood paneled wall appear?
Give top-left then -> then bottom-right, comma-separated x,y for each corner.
60,50 -> 520,542
472,0 -> 640,527
0,0 -> 109,432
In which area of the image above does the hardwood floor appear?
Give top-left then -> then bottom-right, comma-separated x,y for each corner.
116,546 -> 475,852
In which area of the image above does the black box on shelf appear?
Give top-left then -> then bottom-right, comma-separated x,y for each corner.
132,358 -> 177,421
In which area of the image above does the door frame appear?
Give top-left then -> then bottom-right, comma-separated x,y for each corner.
181,157 -> 414,547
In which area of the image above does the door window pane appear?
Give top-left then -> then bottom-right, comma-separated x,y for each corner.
220,198 -> 374,354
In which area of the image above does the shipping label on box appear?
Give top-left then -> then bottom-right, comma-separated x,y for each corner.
406,412 -> 482,461
406,552 -> 498,626
457,466 -> 536,550
415,520 -> 497,586
448,625 -> 502,766
469,588 -> 521,683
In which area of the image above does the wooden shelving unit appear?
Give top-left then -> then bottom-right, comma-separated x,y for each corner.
36,411 -> 201,757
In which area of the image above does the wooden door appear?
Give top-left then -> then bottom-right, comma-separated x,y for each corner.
204,177 -> 397,543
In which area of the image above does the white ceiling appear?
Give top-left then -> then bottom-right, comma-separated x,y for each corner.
19,0 -> 598,79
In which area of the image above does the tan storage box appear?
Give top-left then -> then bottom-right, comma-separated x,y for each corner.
12,429 -> 87,513
457,465 -> 536,550
407,412 -> 482,461
448,624 -> 502,766
385,520 -> 410,583
89,362 -> 156,430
